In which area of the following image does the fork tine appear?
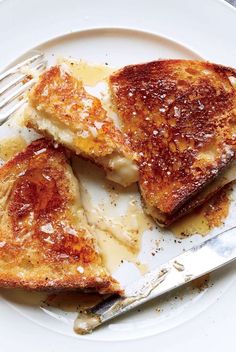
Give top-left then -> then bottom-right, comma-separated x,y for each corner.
0,73 -> 26,95
0,79 -> 35,109
0,99 -> 25,124
34,60 -> 48,73
0,59 -> 47,96
0,51 -> 47,126
0,52 -> 44,81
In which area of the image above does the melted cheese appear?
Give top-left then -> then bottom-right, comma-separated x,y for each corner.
24,105 -> 74,144
101,153 -> 139,187
24,105 -> 138,187
79,184 -> 144,251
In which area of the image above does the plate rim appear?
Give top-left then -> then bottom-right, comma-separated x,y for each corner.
0,0 -> 236,351
1,26 -> 203,72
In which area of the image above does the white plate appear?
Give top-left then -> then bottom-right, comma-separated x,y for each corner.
0,1 -> 236,352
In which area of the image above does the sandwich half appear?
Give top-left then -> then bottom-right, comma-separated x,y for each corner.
0,138 -> 120,293
24,65 -> 138,187
110,60 -> 236,225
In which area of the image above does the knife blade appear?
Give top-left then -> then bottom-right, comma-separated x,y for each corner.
74,226 -> 236,334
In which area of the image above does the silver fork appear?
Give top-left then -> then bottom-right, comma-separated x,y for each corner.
0,52 -> 47,125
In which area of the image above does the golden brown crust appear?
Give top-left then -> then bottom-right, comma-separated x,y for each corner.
0,276 -> 118,293
27,65 -> 133,160
0,139 -> 120,294
110,60 -> 236,220
24,65 -> 138,186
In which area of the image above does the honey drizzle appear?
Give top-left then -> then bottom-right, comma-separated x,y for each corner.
169,184 -> 232,238
57,58 -> 115,87
0,136 -> 27,162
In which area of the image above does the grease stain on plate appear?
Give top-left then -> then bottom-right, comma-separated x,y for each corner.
169,184 -> 232,238
72,157 -> 151,275
57,57 -> 115,87
0,135 -> 27,162
191,274 -> 210,292
44,292 -> 104,312
96,229 -> 148,274
79,186 -> 150,274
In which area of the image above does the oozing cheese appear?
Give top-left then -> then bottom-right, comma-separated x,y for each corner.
24,105 -> 139,187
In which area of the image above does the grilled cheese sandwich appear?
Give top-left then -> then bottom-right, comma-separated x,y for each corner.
110,60 -> 236,225
0,139 -> 120,293
24,66 -> 138,187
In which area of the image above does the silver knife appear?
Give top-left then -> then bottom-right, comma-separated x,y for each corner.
74,226 -> 236,334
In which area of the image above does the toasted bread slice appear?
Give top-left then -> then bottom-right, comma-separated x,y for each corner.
110,60 -> 236,225
154,161 -> 236,225
0,139 -> 120,293
24,66 -> 138,187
